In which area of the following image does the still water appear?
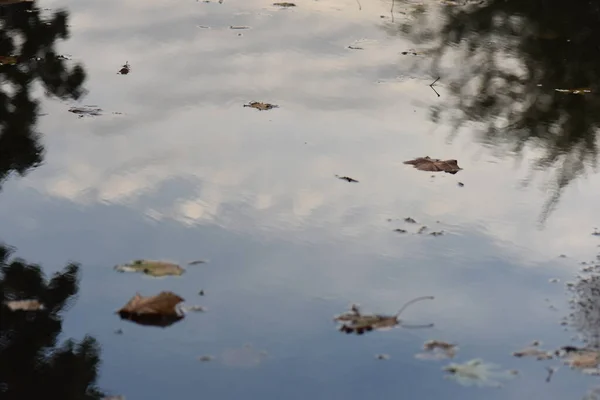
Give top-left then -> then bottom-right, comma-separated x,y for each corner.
2,0 -> 600,398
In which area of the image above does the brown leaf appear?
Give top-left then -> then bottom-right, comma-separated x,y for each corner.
117,291 -> 185,327
404,156 -> 462,174
566,350 -> 600,369
512,347 -> 553,360
243,101 -> 278,111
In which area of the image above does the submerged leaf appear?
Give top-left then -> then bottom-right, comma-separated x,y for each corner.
114,260 -> 185,277
416,340 -> 457,360
443,359 -> 516,387
243,101 -> 278,111
404,156 -> 462,174
117,291 -> 185,327
4,299 -> 44,311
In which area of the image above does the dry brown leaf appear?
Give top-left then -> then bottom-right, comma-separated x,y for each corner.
114,260 -> 185,277
243,101 -> 278,111
4,299 -> 44,311
404,156 -> 462,174
117,291 -> 185,327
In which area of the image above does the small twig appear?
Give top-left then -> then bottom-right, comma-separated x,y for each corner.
429,76 -> 440,97
545,366 -> 557,383
356,0 -> 361,10
390,0 -> 395,22
395,295 -> 434,318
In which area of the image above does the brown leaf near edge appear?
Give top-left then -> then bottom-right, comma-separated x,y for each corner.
404,156 -> 462,174
117,291 -> 185,327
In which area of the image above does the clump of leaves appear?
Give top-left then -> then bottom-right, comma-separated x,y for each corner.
416,340 -> 458,360
404,156 -> 462,174
243,101 -> 278,111
117,61 -> 130,75
334,296 -> 434,335
335,175 -> 359,183
117,291 -> 185,327
114,260 -> 185,277
443,359 -> 517,387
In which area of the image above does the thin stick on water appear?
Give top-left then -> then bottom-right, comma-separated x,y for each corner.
395,295 -> 434,318
390,0 -> 395,22
356,0 -> 361,10
429,77 -> 440,97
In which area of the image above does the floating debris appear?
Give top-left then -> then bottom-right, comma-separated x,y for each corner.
443,359 -> 517,387
415,340 -> 457,360
198,290 -> 205,296
348,46 -> 364,50
375,354 -> 390,360
458,182 -> 464,187
4,299 -> 44,311
229,26 -> 250,29
401,51 -> 418,56
0,55 -> 18,65
564,349 -> 600,369
334,296 -> 434,335
417,226 -> 428,234
335,175 -> 359,183
545,366 -> 558,382
404,217 -> 417,223
404,156 -> 461,174
117,291 -> 185,327
181,305 -> 206,313
68,105 -> 103,117
114,260 -> 185,277
273,2 -> 296,6
243,101 -> 278,111
188,259 -> 208,265
512,344 -> 553,360
549,278 -> 560,283
394,229 -> 407,233
117,61 -> 130,75
555,88 -> 591,95
102,396 -> 126,400
198,355 -> 215,362
430,231 -> 444,237
114,329 -> 123,335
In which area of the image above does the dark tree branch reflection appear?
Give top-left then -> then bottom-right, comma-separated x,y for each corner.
0,0 -> 86,189
0,244 -> 105,399
389,0 -> 600,223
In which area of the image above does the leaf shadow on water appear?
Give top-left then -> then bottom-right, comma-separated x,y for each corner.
0,243 -> 108,399
0,0 -> 86,191
384,0 -> 600,224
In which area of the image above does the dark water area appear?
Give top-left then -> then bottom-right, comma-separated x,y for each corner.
2,0 -> 600,399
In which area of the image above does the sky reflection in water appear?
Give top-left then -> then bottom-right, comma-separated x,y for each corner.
2,0 -> 600,399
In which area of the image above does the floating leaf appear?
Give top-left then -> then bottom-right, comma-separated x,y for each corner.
555,88 -> 591,95
4,299 -> 44,311
243,101 -> 278,111
0,55 -> 18,65
114,260 -> 185,277
443,359 -> 516,387
512,346 -> 553,360
404,156 -> 462,174
68,105 -> 103,117
416,340 -> 457,360
117,61 -> 130,75
565,350 -> 600,369
334,297 -> 434,335
335,175 -> 359,183
273,2 -> 296,6
117,291 -> 185,327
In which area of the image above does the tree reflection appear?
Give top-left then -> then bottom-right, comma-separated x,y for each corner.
391,0 -> 600,223
0,244 -> 105,399
0,0 -> 86,189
